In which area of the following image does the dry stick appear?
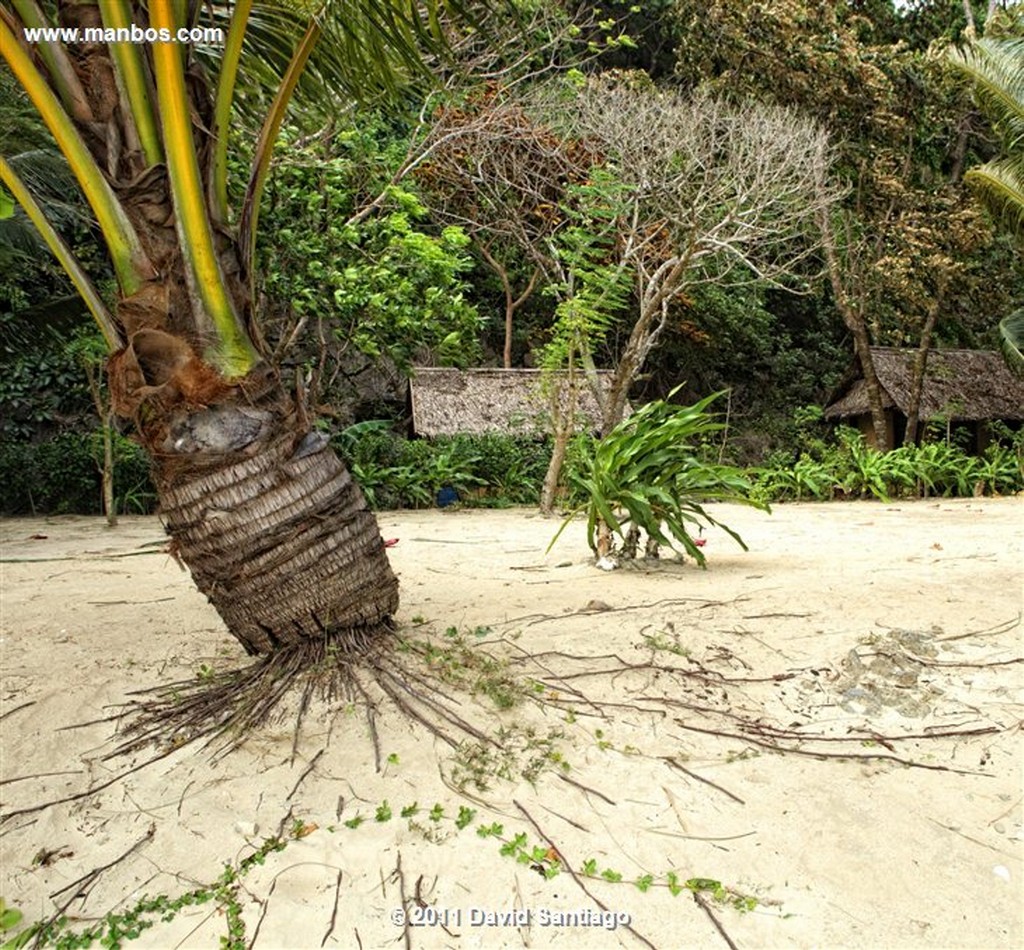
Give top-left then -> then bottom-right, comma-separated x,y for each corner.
45,823 -> 155,928
521,648 -> 797,686
642,694 -> 1006,745
0,769 -> 84,787
538,802 -> 590,833
927,817 -> 1021,858
372,674 -> 459,750
987,795 -> 1023,826
396,852 -> 412,950
662,757 -> 745,806
557,773 -> 616,807
176,780 -> 194,817
503,639 -> 601,712
1,746 -> 185,824
275,806 -> 296,841
374,665 -> 496,746
693,890 -> 740,950
285,748 -> 325,802
936,614 -> 1021,643
672,721 -> 992,776
101,658 -> 294,759
247,877 -> 279,950
553,662 -> 796,686
289,676 -> 317,765
349,675 -> 382,772
543,693 -> 669,720
393,648 -> 481,708
513,800 -> 657,950
173,905 -> 221,950
0,549 -> 166,563
0,700 -> 36,722
320,870 -> 344,948
412,872 -> 454,939
87,597 -> 175,605
505,595 -> 748,630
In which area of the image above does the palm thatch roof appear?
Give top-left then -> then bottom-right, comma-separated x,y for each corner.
824,348 -> 1024,422
408,367 -> 617,437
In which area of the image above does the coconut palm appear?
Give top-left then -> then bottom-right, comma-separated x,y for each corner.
0,0 -> 487,657
948,36 -> 1024,372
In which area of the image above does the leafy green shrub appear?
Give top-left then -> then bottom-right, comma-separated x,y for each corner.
435,433 -> 550,504
106,432 -> 158,513
975,443 -> 1023,495
0,314 -> 94,442
257,132 -> 482,373
750,426 -> 1022,503
554,390 -> 769,565
334,423 -> 551,509
912,441 -> 979,497
0,431 -> 156,515
751,451 -> 834,502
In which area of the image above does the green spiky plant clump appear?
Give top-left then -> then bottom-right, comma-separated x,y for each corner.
554,389 -> 769,565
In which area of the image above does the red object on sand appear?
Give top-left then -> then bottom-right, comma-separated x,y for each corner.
694,538 -> 706,547
384,538 -> 399,547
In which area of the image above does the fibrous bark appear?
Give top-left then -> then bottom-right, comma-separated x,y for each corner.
156,420 -> 399,655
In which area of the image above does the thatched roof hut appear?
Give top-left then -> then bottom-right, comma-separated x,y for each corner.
824,347 -> 1024,449
408,367 -> 618,437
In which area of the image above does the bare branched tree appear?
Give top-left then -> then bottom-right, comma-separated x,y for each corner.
414,89 -> 596,366
538,78 -> 844,430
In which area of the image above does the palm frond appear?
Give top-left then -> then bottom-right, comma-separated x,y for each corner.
1,149 -> 86,234
948,37 -> 1024,153
202,0 -> 492,126
963,158 -> 1024,242
998,309 -> 1024,376
0,154 -> 121,348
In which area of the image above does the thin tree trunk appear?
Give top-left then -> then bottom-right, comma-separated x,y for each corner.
85,359 -> 118,526
539,359 -> 579,514
850,317 -> 889,450
904,277 -> 949,446
603,257 -> 689,433
949,113 -> 973,183
986,0 -> 999,31
540,423 -> 571,514
963,0 -> 977,35
819,210 -> 890,449
101,411 -> 117,527
478,245 -> 539,369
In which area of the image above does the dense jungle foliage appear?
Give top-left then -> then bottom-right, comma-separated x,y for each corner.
2,0 -> 1023,515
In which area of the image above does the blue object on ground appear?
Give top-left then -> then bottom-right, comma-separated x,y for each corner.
436,486 -> 458,508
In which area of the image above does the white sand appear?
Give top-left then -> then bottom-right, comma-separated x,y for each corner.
1,498 -> 1022,949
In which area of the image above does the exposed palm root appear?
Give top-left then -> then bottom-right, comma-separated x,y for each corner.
108,629 -> 387,760
106,627 -> 520,762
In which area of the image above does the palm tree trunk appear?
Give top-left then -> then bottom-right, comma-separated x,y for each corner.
155,419 -> 399,656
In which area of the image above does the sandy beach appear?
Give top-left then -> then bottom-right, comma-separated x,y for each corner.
1,498 -> 1022,949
